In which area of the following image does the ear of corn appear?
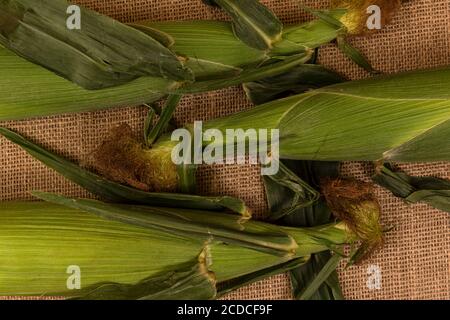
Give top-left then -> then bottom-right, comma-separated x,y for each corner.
0,42 -> 308,121
202,67 -> 450,162
0,195 -> 361,298
0,127 -> 250,217
0,1 -> 377,121
0,201 -> 203,296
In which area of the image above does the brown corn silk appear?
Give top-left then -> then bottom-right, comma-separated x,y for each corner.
0,0 -> 449,300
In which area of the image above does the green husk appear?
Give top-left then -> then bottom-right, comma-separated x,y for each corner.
0,1 -> 379,121
0,195 -> 365,298
0,0 -> 193,88
0,126 -> 249,217
0,44 -> 172,120
145,94 -> 182,146
202,0 -> 282,50
373,163 -> 450,214
217,257 -> 308,297
202,67 -> 450,162
243,64 -> 345,105
33,192 -> 299,257
136,20 -> 268,80
336,36 -> 377,73
69,247 -> 217,300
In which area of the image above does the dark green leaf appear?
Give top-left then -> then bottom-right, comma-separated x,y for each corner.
277,160 -> 339,227
373,163 -> 450,213
295,253 -> 343,300
263,161 -> 320,221
300,7 -> 346,29
244,64 -> 345,105
204,0 -> 282,50
0,127 -> 249,215
146,94 -> 182,146
290,253 -> 335,300
0,0 -> 193,89
336,36 -> 376,73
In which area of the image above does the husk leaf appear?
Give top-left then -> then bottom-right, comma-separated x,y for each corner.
204,67 -> 450,162
0,0 -> 193,89
203,0 -> 283,50
0,126 -> 249,215
373,163 -> 450,214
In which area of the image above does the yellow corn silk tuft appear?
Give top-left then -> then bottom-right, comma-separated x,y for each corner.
91,124 -> 179,193
320,178 -> 384,262
331,0 -> 401,35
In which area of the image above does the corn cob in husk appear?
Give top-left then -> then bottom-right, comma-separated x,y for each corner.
200,67 -> 450,162
0,193 -> 375,299
0,0 -> 380,120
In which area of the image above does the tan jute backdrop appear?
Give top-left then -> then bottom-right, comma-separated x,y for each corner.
0,0 -> 449,300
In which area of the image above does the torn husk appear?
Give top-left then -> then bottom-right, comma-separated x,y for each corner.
321,178 -> 384,262
331,0 -> 401,35
91,124 -> 178,192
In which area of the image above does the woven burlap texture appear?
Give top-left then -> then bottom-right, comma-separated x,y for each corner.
1,0 -> 449,300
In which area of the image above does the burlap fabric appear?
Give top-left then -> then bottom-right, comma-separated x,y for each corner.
0,0 -> 449,300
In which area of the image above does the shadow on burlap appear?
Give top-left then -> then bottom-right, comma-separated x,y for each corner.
0,0 -> 448,300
